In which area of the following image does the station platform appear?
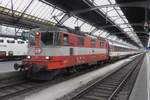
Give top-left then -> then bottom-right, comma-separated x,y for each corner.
129,52 -> 150,100
0,60 -> 21,73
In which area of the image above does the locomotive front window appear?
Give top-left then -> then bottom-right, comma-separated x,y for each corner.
23,31 -> 36,47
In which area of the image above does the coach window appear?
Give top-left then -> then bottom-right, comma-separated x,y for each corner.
7,40 -> 15,43
78,36 -> 84,46
0,39 -> 4,43
63,34 -> 69,46
18,41 -> 24,44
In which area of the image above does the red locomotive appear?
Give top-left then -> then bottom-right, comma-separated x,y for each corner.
14,27 -> 139,80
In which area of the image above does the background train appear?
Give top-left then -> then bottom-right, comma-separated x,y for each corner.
14,27 -> 142,80
0,35 -> 28,60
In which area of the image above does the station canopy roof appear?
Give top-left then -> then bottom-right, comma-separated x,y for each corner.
0,0 -> 149,48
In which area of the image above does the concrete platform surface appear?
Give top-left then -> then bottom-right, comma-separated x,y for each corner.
129,52 -> 149,100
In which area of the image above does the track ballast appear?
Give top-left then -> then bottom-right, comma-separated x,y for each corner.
69,54 -> 144,100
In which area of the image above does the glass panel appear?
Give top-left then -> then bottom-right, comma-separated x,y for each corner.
7,40 -> 15,43
63,34 -> 69,46
17,41 -> 24,44
41,32 -> 53,46
81,23 -> 93,32
63,17 -> 84,29
40,32 -> 60,46
91,38 -> 96,47
90,0 -> 142,45
78,36 -> 84,46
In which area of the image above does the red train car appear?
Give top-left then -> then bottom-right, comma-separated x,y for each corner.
14,27 -> 109,79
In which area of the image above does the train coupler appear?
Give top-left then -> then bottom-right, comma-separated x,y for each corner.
14,63 -> 27,71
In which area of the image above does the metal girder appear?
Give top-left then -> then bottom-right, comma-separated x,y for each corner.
83,0 -> 130,39
56,14 -> 70,25
41,0 -> 133,45
0,5 -> 54,29
108,0 -> 137,44
15,0 -> 34,23
138,36 -> 149,38
110,31 -> 148,35
70,1 -> 146,15
91,28 -> 98,33
120,36 -> 148,39
82,0 -> 142,47
100,23 -> 144,29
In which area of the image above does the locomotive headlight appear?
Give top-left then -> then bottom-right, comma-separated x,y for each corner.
27,56 -> 31,59
45,56 -> 49,60
36,32 -> 40,36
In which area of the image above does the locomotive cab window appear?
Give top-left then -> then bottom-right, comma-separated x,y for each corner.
41,32 -> 53,46
41,32 -> 60,46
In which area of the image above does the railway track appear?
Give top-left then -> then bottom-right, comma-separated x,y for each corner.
0,54 -> 142,100
69,54 -> 144,100
0,78 -> 45,100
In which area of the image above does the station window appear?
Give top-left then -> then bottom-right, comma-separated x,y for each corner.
63,34 -> 69,46
18,41 -> 24,44
0,39 -> 4,43
7,40 -> 15,43
78,36 -> 84,46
